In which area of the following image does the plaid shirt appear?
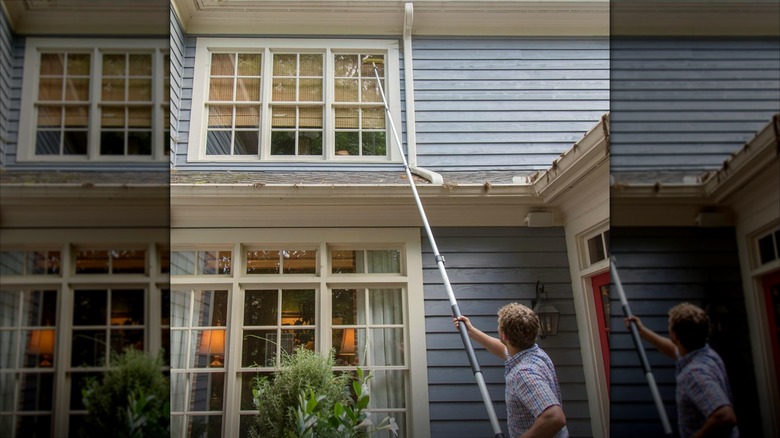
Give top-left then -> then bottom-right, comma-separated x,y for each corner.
676,345 -> 739,438
504,344 -> 568,438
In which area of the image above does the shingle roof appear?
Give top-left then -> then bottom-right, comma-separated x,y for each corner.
0,170 -> 169,185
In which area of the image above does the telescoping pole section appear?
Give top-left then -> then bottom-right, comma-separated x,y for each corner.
610,256 -> 673,435
365,57 -> 505,438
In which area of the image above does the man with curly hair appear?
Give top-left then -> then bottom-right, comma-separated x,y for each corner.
626,302 -> 738,437
455,303 -> 567,438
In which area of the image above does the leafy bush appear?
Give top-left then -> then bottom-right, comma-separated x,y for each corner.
81,349 -> 169,437
290,368 -> 398,438
249,347 -> 351,438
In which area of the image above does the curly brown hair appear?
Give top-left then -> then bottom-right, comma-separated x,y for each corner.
497,303 -> 540,350
668,302 -> 710,351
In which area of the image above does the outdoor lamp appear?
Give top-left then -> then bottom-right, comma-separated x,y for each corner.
532,281 -> 560,339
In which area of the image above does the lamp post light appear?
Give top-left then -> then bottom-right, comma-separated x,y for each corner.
533,281 -> 560,339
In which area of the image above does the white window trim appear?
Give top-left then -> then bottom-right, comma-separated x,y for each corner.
187,38 -> 403,163
170,228 -> 429,438
18,38 -> 169,163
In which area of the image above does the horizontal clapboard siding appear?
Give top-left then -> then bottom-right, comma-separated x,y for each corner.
1,22 -> 22,169
610,227 -> 761,437
412,38 -> 609,172
424,227 -> 591,437
610,39 -> 780,171
0,8 -> 12,167
170,7 -> 185,167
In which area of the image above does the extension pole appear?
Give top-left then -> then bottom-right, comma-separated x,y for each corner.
610,256 -> 673,436
367,58 -> 505,438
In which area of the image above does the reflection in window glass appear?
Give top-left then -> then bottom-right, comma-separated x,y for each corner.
332,249 -> 400,274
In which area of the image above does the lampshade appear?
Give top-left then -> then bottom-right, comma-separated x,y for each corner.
340,328 -> 356,355
534,302 -> 560,338
28,329 -> 55,367
200,329 -> 225,367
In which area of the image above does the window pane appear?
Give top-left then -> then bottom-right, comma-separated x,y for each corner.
198,251 -> 231,275
128,79 -> 152,101
361,54 -> 384,77
298,107 -> 322,128
335,132 -> 359,156
370,289 -> 403,324
299,54 -> 322,76
234,131 -> 259,155
62,131 -> 88,155
110,328 -> 144,354
211,53 -> 235,76
209,78 -> 234,101
0,373 -> 14,409
193,290 -> 228,327
75,250 -> 110,274
283,328 -> 315,353
189,415 -> 222,438
282,250 -> 317,274
170,331 -> 187,367
67,54 -> 91,76
271,106 -> 295,128
270,131 -> 295,155
71,329 -> 107,366
128,54 -> 152,76
334,78 -> 358,102
189,373 -> 224,411
334,54 -> 358,77
40,53 -> 64,75
22,290 -> 57,326
101,107 -> 124,128
369,328 -> 404,366
111,289 -> 145,325
242,329 -> 276,367
37,106 -> 61,127
128,132 -> 152,155
281,290 -> 315,325
235,106 -> 259,128
73,290 -> 107,325
299,78 -> 322,101
587,234 -> 606,264
237,53 -> 261,76
102,54 -> 125,76
362,131 -> 386,156
333,328 -> 359,366
758,233 -> 776,265
170,373 -> 187,411
236,78 -> 260,101
244,290 -> 278,326
208,105 -> 233,128
366,251 -> 399,273
24,329 -> 56,367
38,78 -> 63,100
0,290 -> 20,326
15,415 -> 52,437
332,250 -> 357,273
273,54 -> 296,76
65,105 -> 88,127
206,131 -> 231,155
100,131 -> 125,155
171,251 -> 196,275
298,131 -> 322,156
111,249 -> 146,274
362,79 -> 382,102
362,107 -> 385,129
246,251 -> 280,274
195,329 -> 225,368
1,252 -> 25,275
0,327 -> 18,367
17,373 -> 53,410
35,131 -> 60,155
271,78 -> 295,101
102,78 -> 125,101
369,370 -> 406,408
332,289 -> 365,325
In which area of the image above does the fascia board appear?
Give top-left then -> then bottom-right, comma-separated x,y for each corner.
172,0 -> 608,36
703,115 -> 780,203
530,114 -> 610,204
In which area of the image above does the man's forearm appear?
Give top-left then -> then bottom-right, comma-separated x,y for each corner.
691,405 -> 737,438
519,405 -> 566,438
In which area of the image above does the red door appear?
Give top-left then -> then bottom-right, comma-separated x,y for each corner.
763,270 -> 780,389
591,271 -> 611,389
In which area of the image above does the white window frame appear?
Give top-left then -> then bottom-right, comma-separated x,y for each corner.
170,228 -> 429,438
187,38 -> 403,163
0,229 -> 168,435
17,38 -> 169,163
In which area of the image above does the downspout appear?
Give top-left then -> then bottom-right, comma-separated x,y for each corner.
403,2 -> 443,184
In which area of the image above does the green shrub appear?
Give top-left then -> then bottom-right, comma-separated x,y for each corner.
81,349 -> 169,437
250,347 -> 351,438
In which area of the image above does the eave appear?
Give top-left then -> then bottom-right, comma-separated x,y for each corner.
171,0 -> 609,36
2,0 -> 168,35
611,114 -> 780,227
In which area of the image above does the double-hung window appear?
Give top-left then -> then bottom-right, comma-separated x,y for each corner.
18,39 -> 169,162
188,39 -> 401,162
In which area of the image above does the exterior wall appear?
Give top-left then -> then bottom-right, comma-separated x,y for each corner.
0,11 -> 21,169
610,227 -> 761,437
610,38 -> 780,171
0,7 -> 11,167
170,6 -> 184,166
423,226 -> 591,437
173,36 -> 608,172
412,38 -> 609,172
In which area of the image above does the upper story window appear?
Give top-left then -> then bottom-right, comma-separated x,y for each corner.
188,38 -> 401,163
18,39 -> 169,162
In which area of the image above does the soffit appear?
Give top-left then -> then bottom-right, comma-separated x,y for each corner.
171,0 -> 609,36
2,0 -> 168,35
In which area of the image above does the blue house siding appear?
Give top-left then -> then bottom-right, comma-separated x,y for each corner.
610,39 -> 780,171
170,6 -> 185,165
423,227 -> 592,437
412,38 -> 609,172
610,227 -> 761,437
0,8 -> 11,167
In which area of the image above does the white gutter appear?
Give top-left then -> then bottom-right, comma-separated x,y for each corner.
402,2 -> 444,185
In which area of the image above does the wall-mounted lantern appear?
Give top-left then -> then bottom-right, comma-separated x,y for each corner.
532,281 -> 560,339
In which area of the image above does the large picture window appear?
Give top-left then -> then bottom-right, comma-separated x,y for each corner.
188,39 -> 401,162
18,39 -> 169,162
170,229 -> 429,438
